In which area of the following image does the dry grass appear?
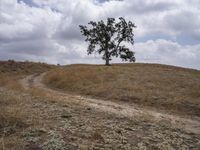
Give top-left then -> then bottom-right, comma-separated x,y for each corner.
0,91 -> 27,150
0,88 -> 52,149
0,60 -> 55,149
0,60 -> 54,75
44,63 -> 200,116
0,74 -> 23,91
0,60 -> 55,90
0,61 -> 199,149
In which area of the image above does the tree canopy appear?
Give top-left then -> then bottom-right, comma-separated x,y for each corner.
79,17 -> 136,65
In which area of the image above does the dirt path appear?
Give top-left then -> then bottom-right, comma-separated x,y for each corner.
20,73 -> 200,135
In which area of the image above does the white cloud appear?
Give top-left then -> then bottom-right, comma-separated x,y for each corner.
135,39 -> 200,69
0,0 -> 62,42
0,0 -> 199,69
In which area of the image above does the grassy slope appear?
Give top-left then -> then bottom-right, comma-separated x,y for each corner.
0,60 -> 55,149
44,63 -> 200,116
0,60 -> 55,90
0,61 -> 200,149
0,60 -> 54,75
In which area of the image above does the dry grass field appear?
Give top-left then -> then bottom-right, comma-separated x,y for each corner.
0,60 -> 55,122
0,60 -> 54,90
0,61 -> 200,149
44,63 -> 200,117
0,61 -> 55,149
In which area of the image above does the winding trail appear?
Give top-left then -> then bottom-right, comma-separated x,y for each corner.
20,73 -> 200,134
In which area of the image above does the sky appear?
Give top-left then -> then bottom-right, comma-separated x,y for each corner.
0,0 -> 200,69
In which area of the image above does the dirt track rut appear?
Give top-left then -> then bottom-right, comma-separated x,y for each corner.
20,73 -> 200,135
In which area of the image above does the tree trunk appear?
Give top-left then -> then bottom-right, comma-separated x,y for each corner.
105,49 -> 110,66
105,57 -> 110,66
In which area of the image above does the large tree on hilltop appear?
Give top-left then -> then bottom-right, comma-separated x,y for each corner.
79,17 -> 136,65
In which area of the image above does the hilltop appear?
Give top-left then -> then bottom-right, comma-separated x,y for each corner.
44,63 -> 200,117
0,60 -> 54,75
0,60 -> 55,89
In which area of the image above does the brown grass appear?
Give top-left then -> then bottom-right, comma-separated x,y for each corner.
0,60 -> 54,75
0,61 -> 199,149
0,60 -> 55,90
0,74 -> 23,91
0,60 -> 56,149
44,63 -> 200,116
0,91 -> 27,149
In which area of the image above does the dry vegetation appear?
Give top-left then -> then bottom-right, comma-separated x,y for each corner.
0,61 -> 200,149
0,60 -> 55,149
0,60 -> 54,90
0,60 -> 53,74
1,84 -> 200,150
44,63 -> 200,117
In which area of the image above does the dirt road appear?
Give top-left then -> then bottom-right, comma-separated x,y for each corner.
18,73 -> 200,149
21,73 -> 200,133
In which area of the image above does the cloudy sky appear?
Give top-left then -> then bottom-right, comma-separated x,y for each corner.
0,0 -> 200,69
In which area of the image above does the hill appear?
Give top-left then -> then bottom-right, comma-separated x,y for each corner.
0,60 -> 54,75
0,60 -> 55,89
0,61 -> 200,149
44,63 -> 200,117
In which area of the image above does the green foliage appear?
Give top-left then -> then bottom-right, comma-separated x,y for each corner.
79,17 -> 136,65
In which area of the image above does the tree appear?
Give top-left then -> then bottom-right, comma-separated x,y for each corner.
79,17 -> 136,66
